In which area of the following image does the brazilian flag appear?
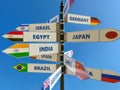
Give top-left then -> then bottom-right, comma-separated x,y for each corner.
13,63 -> 28,72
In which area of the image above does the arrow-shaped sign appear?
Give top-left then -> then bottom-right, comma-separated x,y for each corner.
65,13 -> 101,26
16,23 -> 59,31
48,15 -> 59,23
3,31 -> 59,42
31,53 -> 60,62
87,68 -> 120,83
13,63 -> 59,73
64,55 -> 89,80
3,43 -> 60,58
65,28 -> 120,42
41,66 -> 61,90
64,0 -> 74,18
31,50 -> 73,62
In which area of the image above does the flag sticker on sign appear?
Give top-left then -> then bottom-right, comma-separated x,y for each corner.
64,0 -> 74,18
41,66 -> 61,90
2,43 -> 29,57
42,79 -> 50,90
65,28 -> 120,42
64,55 -> 89,80
87,68 -> 120,83
3,43 -> 60,58
102,70 -> 120,83
3,31 -> 59,42
13,63 -> 27,72
16,24 -> 29,31
14,63 -> 59,73
2,31 -> 23,41
16,23 -> 59,32
48,15 -> 59,23
65,13 -> 100,26
30,50 -> 74,62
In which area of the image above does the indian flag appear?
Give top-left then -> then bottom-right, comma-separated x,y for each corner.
3,43 -> 60,58
3,31 -> 23,41
91,17 -> 101,26
3,44 -> 29,58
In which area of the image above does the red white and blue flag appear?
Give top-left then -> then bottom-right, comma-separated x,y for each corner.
64,55 -> 89,80
87,68 -> 120,83
102,70 -> 120,83
64,0 -> 74,18
42,79 -> 50,90
41,67 -> 61,90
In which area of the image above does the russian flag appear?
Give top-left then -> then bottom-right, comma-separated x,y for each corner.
102,74 -> 120,83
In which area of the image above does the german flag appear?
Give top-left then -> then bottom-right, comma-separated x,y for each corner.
91,17 -> 101,26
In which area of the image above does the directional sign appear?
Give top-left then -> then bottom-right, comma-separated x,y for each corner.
64,50 -> 73,58
64,55 -> 89,80
41,66 -> 61,90
64,0 -> 74,18
3,43 -> 60,58
31,53 -> 60,62
13,63 -> 59,73
65,28 -> 120,42
3,31 -> 59,42
48,15 -> 59,23
65,13 -> 101,25
87,68 -> 120,83
31,50 -> 73,62
16,23 -> 59,31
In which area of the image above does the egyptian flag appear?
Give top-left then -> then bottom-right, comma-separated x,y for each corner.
91,17 -> 101,26
3,31 -> 23,41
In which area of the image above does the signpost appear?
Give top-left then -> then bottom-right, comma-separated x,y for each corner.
65,28 -> 120,42
64,55 -> 89,80
30,50 -> 73,62
3,43 -> 60,58
59,1 -> 65,90
63,0 -> 74,18
41,66 -> 62,90
3,31 -> 59,42
31,53 -> 61,62
16,23 -> 59,31
48,15 -> 59,23
65,13 -> 100,25
3,0 -> 120,90
14,63 -> 59,73
87,68 -> 120,83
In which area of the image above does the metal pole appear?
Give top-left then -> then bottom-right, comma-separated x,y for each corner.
59,1 -> 64,90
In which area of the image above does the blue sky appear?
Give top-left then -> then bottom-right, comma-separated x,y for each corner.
1,0 -> 120,90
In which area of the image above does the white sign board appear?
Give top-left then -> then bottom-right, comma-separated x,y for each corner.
42,66 -> 62,90
23,32 -> 58,42
65,28 -> 120,42
16,23 -> 59,31
29,43 -> 60,56
48,15 -> 59,23
28,64 -> 59,73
